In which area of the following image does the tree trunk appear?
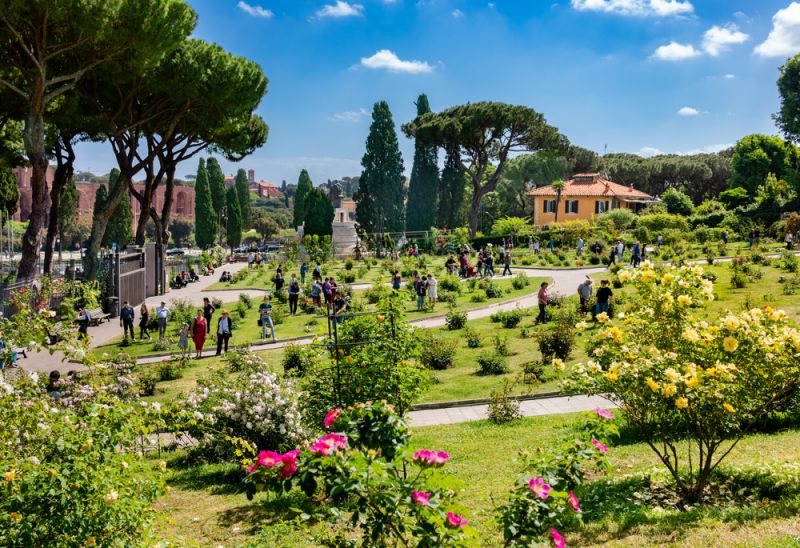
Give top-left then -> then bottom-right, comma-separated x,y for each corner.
468,187 -> 482,238
554,190 -> 562,224
43,139 -> 75,274
159,163 -> 176,250
18,112 -> 48,279
84,171 -> 132,279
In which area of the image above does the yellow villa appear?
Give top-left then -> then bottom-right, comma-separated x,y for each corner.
528,173 -> 656,227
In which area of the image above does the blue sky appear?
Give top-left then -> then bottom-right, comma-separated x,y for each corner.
74,0 -> 800,185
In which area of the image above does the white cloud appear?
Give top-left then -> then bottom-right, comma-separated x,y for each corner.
488,2 -> 496,8
652,41 -> 701,61
677,106 -> 700,116
359,49 -> 434,74
452,8 -> 464,18
570,0 -> 693,17
702,23 -> 749,56
755,2 -> 800,57
237,1 -> 273,18
331,108 -> 370,122
724,73 -> 736,79
316,1 -> 364,18
639,146 -> 664,157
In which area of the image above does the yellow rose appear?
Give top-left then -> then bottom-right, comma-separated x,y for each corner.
158,461 -> 167,470
641,270 -> 656,282
723,403 -> 735,413
663,383 -> 677,396
683,329 -> 700,343
684,375 -> 699,389
724,316 -> 740,330
770,310 -> 786,321
596,312 -> 609,324
9,512 -> 22,522
660,273 -> 674,285
646,378 -> 660,393
49,468 -> 57,477
552,358 -> 565,371
5,470 -> 15,483
723,337 -> 738,352
618,270 -> 632,283
675,397 -> 689,409
677,295 -> 692,306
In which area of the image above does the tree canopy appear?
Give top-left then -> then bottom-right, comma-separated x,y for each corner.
405,94 -> 439,231
194,158 -> 216,248
225,186 -> 242,249
728,134 -> 798,199
294,170 -> 313,228
303,188 -> 335,237
403,102 -> 566,237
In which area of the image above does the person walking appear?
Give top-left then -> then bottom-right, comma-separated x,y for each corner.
608,245 -> 616,265
191,309 -> 207,359
391,270 -> 402,291
502,250 -> 512,276
77,307 -> 91,338
288,275 -> 301,315
120,301 -> 135,340
577,277 -> 593,314
156,302 -> 170,339
536,282 -> 551,324
485,252 -> 494,278
274,271 -> 285,293
722,229 -> 729,245
533,240 -> 540,254
616,240 -> 624,263
203,297 -> 215,334
748,230 -> 755,248
215,310 -> 233,355
631,242 -> 641,268
657,234 -> 663,248
139,303 -> 151,340
258,296 -> 276,341
786,232 -> 794,250
313,263 -> 322,282
595,280 -> 613,316
427,273 -> 438,308
576,237 -> 584,257
300,262 -> 308,284
322,277 -> 332,308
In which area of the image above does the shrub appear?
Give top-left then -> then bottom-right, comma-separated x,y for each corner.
477,353 -> 508,375
445,309 -> 468,330
512,272 -> 530,290
568,264 -> 800,504
169,297 -> 195,328
488,380 -> 522,424
731,271 -> 748,289
152,338 -> 172,352
465,327 -> 482,348
342,272 -> 356,284
227,346 -> 263,372
0,375 -> 168,546
438,290 -> 458,304
537,326 -> 574,363
418,334 -> 457,370
439,275 -> 462,293
781,251 -> 799,273
491,309 -> 524,328
157,357 -> 185,381
493,335 -> 510,356
470,292 -> 488,303
235,302 -> 248,319
281,343 -> 307,375
239,293 -> 253,309
344,258 -> 355,270
365,282 -> 392,304
485,285 -> 503,299
183,355 -> 307,457
212,296 -> 224,309
138,370 -> 159,396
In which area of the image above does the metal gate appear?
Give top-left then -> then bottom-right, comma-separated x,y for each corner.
106,250 -> 147,314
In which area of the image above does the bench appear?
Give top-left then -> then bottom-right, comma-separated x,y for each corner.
76,307 -> 110,327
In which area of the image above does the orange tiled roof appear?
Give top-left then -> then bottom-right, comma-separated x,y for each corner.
250,181 -> 278,189
527,174 -> 654,200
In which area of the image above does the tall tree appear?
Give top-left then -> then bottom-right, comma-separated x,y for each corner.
405,94 -> 439,231
293,169 -> 313,227
303,188 -> 335,236
356,101 -> 406,234
729,134 -> 797,199
497,152 -> 568,218
103,169 -> 133,247
235,168 -> 252,229
194,158 -> 216,248
551,179 -> 565,224
92,185 -> 109,243
225,186 -> 242,249
58,178 -> 78,255
437,146 -> 467,229
0,0 -> 196,278
403,102 -> 566,237
776,53 -> 800,144
207,157 -> 226,213
0,166 -> 19,223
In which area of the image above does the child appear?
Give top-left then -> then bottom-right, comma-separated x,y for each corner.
178,323 -> 190,357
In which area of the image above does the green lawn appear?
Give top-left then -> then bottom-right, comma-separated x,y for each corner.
94,275 -> 548,359
154,413 -> 800,546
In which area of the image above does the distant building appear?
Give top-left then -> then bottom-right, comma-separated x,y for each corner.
224,169 -> 282,198
527,173 -> 656,227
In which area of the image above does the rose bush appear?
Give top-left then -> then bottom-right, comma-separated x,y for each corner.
568,263 -> 800,503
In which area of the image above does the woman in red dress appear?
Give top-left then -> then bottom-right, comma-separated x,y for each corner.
191,309 -> 207,359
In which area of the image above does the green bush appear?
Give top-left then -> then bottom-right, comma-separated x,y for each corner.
239,293 -> 253,309
537,326 -> 575,363
344,258 -> 355,270
477,353 -> 509,375
488,380 -> 522,424
342,272 -> 357,284
439,275 -> 462,293
485,285 -> 503,299
465,327 -> 482,348
493,335 -> 510,356
138,370 -> 158,396
418,335 -> 457,370
281,343 -> 306,375
445,309 -> 468,330
470,292 -> 487,303
731,271 -> 748,288
511,273 -> 530,290
158,358 -> 184,381
490,309 -> 524,328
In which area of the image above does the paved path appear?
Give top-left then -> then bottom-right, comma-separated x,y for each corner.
408,394 -> 615,427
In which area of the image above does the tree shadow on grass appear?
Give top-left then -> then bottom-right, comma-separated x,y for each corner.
214,490 -> 318,537
167,461 -> 247,495
578,474 -> 800,543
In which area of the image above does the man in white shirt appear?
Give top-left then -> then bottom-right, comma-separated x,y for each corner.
156,302 -> 170,340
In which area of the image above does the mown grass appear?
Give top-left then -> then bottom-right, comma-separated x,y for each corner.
154,413 -> 800,546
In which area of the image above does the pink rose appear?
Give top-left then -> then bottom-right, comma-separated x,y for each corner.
568,491 -> 581,512
551,528 -> 566,548
592,439 -> 608,453
528,477 -> 551,500
595,407 -> 614,420
446,512 -> 468,528
324,408 -> 342,428
411,490 -> 431,506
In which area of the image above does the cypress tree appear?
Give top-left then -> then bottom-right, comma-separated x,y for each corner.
103,168 -> 133,247
437,146 -> 468,229
293,169 -> 313,228
92,184 -> 108,243
194,158 -> 217,248
355,101 -> 406,234
303,187 -> 334,236
58,178 -> 78,245
405,94 -> 439,231
0,166 -> 19,222
206,157 -> 226,213
225,186 -> 242,249
234,168 -> 252,229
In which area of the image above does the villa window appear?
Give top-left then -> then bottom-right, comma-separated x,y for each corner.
595,200 -> 610,214
565,200 -> 579,214
543,200 -> 557,213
